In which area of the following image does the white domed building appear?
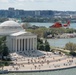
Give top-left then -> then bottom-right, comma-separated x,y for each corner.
0,21 -> 37,52
0,21 -> 23,35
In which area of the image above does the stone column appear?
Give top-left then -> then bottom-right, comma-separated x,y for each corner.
18,39 -> 19,52
35,38 -> 37,50
30,38 -> 31,50
12,39 -> 15,52
16,39 -> 18,52
30,38 -> 32,50
13,39 -> 14,51
14,39 -> 16,52
26,39 -> 27,51
29,38 -> 30,50
21,39 -> 22,51
28,38 -> 30,50
31,38 -> 33,50
27,38 -> 30,51
33,38 -> 34,50
15,39 -> 17,52
22,39 -> 24,51
17,39 -> 18,52
18,39 -> 20,52
20,39 -> 21,51
12,39 -> 13,52
13,39 -> 15,52
27,39 -> 28,51
21,39 -> 23,51
24,39 -> 26,51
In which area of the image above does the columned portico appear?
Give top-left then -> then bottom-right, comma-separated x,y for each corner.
9,36 -> 37,52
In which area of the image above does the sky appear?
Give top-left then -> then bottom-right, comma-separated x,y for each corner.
0,0 -> 76,11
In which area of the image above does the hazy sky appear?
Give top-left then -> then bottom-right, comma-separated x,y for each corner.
0,0 -> 76,11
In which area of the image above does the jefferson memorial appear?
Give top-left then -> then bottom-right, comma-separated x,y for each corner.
0,21 -> 37,52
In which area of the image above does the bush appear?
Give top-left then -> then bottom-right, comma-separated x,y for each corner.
7,58 -> 11,61
0,62 -> 9,67
70,51 -> 76,56
45,40 -> 50,51
4,62 -> 9,66
37,38 -> 50,51
65,42 -> 76,51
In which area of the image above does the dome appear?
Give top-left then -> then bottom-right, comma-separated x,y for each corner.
0,21 -> 21,27
0,21 -> 23,35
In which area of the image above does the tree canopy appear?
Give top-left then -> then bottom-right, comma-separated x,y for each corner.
65,42 -> 76,52
37,38 -> 50,51
26,27 -> 76,38
0,36 -> 9,60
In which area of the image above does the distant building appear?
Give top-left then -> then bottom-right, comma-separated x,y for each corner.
0,8 -> 54,18
8,7 -> 15,11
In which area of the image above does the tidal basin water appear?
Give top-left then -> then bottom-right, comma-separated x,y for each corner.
47,38 -> 76,48
1,68 -> 76,75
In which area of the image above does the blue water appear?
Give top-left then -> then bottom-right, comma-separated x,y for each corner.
69,23 -> 76,29
47,38 -> 76,48
30,22 -> 54,28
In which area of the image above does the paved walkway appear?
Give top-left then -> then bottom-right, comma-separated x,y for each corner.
1,50 -> 76,71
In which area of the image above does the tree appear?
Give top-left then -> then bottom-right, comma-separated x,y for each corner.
3,44 -> 9,56
65,42 -> 76,52
26,27 -> 48,38
38,44 -> 44,50
0,63 -> 4,70
0,40 -> 3,54
45,40 -> 50,51
70,51 -> 76,56
37,38 -> 50,51
37,38 -> 43,50
0,36 -> 9,60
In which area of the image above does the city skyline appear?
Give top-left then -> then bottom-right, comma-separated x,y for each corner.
0,0 -> 76,11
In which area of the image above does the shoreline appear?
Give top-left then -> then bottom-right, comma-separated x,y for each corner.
47,33 -> 76,39
2,65 -> 76,73
1,65 -> 76,74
